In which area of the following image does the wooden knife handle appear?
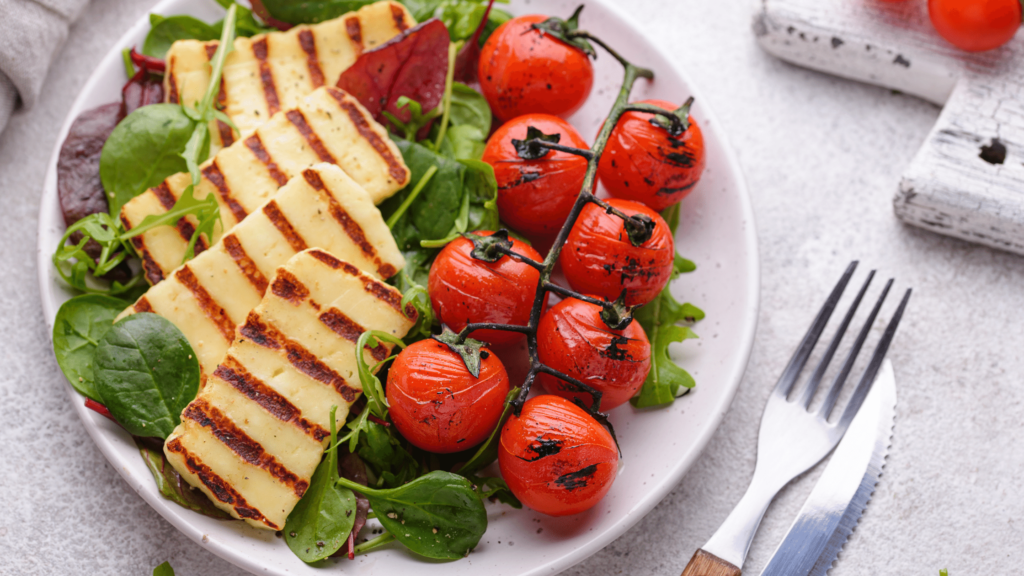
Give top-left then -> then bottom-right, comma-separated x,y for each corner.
680,549 -> 741,576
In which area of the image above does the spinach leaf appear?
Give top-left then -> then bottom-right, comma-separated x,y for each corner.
94,313 -> 200,439
464,474 -> 521,508
212,0 -> 275,37
458,387 -> 518,475
259,0 -> 377,25
99,104 -> 196,217
630,256 -> 704,409
143,14 -> 219,58
152,561 -> 175,576
52,295 -> 128,401
135,436 -> 233,519
336,470 -> 487,560
448,82 -> 490,135
354,330 -> 405,420
357,421 -> 421,488
402,0 -> 445,21
285,406 -> 357,563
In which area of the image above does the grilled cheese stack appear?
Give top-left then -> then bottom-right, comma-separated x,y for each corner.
119,163 -> 405,379
164,248 -> 416,529
166,1 -> 415,152
120,86 -> 410,285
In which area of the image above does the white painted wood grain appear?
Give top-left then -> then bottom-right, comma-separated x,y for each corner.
756,0 -> 1024,255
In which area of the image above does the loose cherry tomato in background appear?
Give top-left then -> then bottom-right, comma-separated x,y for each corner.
536,297 -> 651,410
598,99 -> 706,212
387,339 -> 510,454
928,0 -> 1022,52
498,395 -> 618,516
560,199 -> 675,306
482,114 -> 590,239
478,15 -> 595,122
428,231 -> 545,345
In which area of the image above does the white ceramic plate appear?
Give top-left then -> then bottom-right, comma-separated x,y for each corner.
36,1 -> 759,574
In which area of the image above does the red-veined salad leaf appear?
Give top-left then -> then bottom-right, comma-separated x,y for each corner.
452,0 -> 495,85
336,18 -> 449,130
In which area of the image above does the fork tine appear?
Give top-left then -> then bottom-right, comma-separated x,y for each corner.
772,261 -> 858,398
819,278 -> 894,420
795,270 -> 876,407
836,288 -> 912,429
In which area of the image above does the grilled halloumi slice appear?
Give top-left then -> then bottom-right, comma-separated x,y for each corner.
166,1 -> 414,152
163,248 -> 416,529
120,86 -> 410,285
119,163 -> 405,378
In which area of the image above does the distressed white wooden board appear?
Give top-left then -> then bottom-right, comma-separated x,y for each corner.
754,0 -> 1024,255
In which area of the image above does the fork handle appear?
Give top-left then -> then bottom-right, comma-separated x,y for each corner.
680,549 -> 741,576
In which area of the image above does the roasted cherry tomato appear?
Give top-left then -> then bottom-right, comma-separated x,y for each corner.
498,395 -> 618,516
928,0 -> 1021,52
428,231 -> 545,345
537,297 -> 651,410
482,114 -> 590,239
387,339 -> 510,454
560,199 -> 675,306
598,99 -> 706,211
478,15 -> 594,121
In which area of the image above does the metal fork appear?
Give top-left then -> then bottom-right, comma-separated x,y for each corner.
680,261 -> 911,576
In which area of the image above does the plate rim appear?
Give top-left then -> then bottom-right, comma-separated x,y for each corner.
35,1 -> 760,573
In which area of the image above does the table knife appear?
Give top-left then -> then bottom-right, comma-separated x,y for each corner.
758,359 -> 897,576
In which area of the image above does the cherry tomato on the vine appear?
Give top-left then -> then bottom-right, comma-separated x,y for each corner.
386,339 -> 510,454
482,114 -> 590,239
537,297 -> 651,410
478,15 -> 594,122
560,199 -> 675,306
498,395 -> 618,516
928,0 -> 1022,52
598,99 -> 706,211
428,231 -> 545,345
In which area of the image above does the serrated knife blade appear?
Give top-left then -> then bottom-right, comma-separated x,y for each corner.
758,359 -> 897,576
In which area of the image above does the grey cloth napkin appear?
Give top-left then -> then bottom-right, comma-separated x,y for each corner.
0,0 -> 91,134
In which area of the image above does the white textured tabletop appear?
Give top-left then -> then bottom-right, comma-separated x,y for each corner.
2,0 -> 1022,574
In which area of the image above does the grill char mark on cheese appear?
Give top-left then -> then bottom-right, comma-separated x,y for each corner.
297,29 -> 325,88
271,270 -> 311,305
319,308 -> 389,362
391,4 -> 411,31
328,91 -> 408,185
167,67 -> 180,104
134,297 -> 154,313
345,17 -> 363,54
286,109 -> 335,163
165,437 -> 278,529
252,38 -> 281,116
175,265 -> 237,342
217,120 -> 235,147
183,398 -> 310,497
214,358 -> 329,442
306,249 -> 416,323
239,312 -> 361,402
202,161 -> 248,222
222,234 -> 269,293
122,214 -> 165,284
151,182 -> 210,255
302,169 -> 394,277
243,134 -> 289,187
262,200 -> 308,252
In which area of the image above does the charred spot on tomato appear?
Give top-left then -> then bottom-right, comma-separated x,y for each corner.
553,464 -> 598,491
520,437 -> 563,462
600,335 -> 632,361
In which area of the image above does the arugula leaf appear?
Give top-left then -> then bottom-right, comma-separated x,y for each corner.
143,14 -> 219,58
99,104 -> 196,216
52,212 -> 141,295
152,561 -> 175,576
285,406 -> 357,563
459,386 -> 518,475
630,256 -> 704,409
122,185 -> 221,262
135,436 -> 233,520
212,0 -> 275,36
94,313 -> 201,438
52,295 -> 128,401
336,470 -> 487,560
